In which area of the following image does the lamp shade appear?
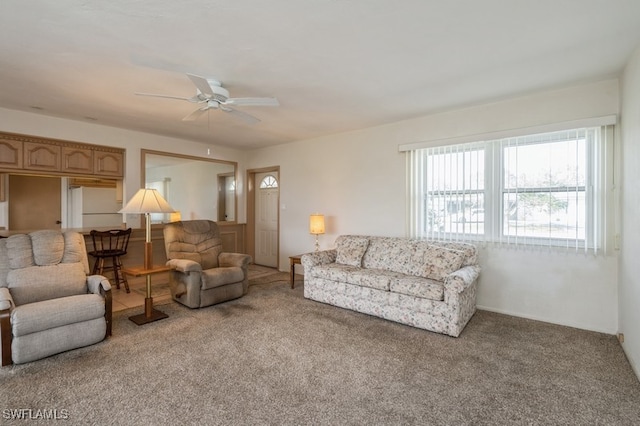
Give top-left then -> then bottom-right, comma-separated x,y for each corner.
119,188 -> 175,214
309,214 -> 325,235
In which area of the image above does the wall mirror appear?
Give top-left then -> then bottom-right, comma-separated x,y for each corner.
142,149 -> 237,224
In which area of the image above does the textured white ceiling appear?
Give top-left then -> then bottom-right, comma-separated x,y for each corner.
1,0 -> 640,149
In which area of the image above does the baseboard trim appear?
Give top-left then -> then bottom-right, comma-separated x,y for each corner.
476,305 -> 616,336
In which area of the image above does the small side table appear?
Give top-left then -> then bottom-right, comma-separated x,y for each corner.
122,265 -> 172,325
289,254 -> 305,289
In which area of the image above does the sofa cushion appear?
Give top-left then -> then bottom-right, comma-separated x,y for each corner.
361,237 -> 405,271
62,231 -> 91,274
420,245 -> 466,281
343,268 -> 401,291
431,241 -> 478,267
30,230 -> 65,266
335,236 -> 369,267
309,263 -> 360,283
7,263 -> 88,306
6,234 -> 35,269
390,276 -> 444,301
201,266 -> 244,290
11,294 -> 105,337
164,220 -> 223,270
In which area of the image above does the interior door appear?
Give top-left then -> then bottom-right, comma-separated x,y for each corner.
9,174 -> 61,230
254,171 -> 279,267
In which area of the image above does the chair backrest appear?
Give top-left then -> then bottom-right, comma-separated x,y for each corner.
90,228 -> 132,255
163,220 -> 223,269
0,230 -> 90,306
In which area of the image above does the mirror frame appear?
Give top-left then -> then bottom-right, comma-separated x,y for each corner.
141,149 -> 238,225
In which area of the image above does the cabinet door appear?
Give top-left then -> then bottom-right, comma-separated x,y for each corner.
0,138 -> 23,169
24,142 -> 61,172
94,151 -> 123,177
63,147 -> 93,174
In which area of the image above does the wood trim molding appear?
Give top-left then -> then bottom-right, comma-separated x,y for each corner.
0,130 -> 124,178
0,131 -> 124,153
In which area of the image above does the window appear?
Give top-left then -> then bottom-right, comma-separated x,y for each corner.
501,130 -> 588,242
259,175 -> 278,189
406,122 -> 614,253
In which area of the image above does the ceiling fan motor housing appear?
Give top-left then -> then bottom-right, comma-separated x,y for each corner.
202,79 -> 229,103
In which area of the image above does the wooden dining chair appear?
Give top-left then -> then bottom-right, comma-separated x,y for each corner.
89,228 -> 132,293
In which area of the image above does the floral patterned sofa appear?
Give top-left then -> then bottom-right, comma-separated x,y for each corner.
302,235 -> 480,337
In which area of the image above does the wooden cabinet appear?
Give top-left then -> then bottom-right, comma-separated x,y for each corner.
0,131 -> 124,178
63,147 -> 93,174
94,151 -> 123,177
0,139 -> 23,169
24,142 -> 61,172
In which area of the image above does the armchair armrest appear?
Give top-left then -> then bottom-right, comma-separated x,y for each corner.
167,258 -> 202,273
1,294 -> 12,365
87,275 -> 112,294
301,249 -> 337,269
219,252 -> 252,268
0,287 -> 14,311
86,275 -> 113,337
444,265 -> 481,293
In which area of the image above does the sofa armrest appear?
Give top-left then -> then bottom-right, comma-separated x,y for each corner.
0,287 -> 14,311
167,258 -> 202,273
444,265 -> 481,293
301,249 -> 337,269
219,252 -> 252,268
87,275 -> 112,294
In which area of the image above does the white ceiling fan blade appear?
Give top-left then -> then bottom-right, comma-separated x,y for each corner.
135,92 -> 199,102
182,107 -> 208,122
224,97 -> 279,107
186,73 -> 215,97
220,106 -> 260,125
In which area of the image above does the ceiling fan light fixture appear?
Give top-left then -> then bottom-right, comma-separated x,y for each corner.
197,84 -> 229,103
138,72 -> 278,125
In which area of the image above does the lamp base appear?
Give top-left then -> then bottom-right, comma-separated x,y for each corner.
129,300 -> 168,325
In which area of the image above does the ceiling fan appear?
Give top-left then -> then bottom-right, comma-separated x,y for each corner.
135,74 -> 279,124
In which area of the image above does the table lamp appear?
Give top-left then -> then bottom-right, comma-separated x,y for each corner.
119,188 -> 175,269
309,213 -> 325,252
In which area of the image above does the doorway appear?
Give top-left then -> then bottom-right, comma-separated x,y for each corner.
247,167 -> 280,268
9,174 -> 61,230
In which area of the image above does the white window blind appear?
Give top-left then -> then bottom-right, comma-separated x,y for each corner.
407,123 -> 615,254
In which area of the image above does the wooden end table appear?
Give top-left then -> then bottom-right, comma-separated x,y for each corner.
289,254 -> 306,289
122,265 -> 172,325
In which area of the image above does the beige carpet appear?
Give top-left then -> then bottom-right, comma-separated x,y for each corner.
1,279 -> 639,425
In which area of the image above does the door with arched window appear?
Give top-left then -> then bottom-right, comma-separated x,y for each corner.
254,171 -> 279,267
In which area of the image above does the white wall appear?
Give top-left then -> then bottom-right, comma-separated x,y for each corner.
0,107 -> 247,227
247,79 -> 621,334
619,45 -> 640,377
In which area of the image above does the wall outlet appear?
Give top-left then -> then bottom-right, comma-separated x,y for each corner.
618,333 -> 625,344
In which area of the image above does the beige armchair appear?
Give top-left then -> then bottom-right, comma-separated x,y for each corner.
0,230 -> 112,366
163,220 -> 252,308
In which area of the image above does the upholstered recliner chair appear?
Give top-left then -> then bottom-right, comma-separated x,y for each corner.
0,230 -> 112,366
163,220 -> 252,308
